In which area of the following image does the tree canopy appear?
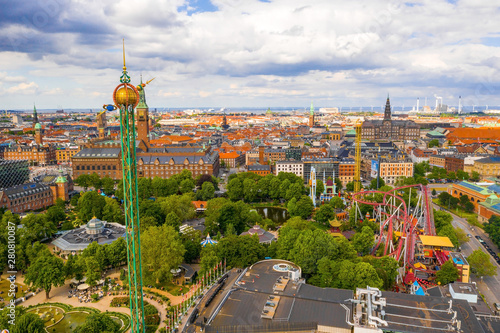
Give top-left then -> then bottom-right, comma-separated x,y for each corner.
467,249 -> 497,279
435,260 -> 459,285
141,224 -> 185,285
25,252 -> 65,298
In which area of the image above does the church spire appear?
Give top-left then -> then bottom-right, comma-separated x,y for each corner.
384,94 -> 391,120
310,101 -> 314,115
33,103 -> 39,129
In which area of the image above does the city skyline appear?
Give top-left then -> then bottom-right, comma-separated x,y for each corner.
1,0 -> 500,109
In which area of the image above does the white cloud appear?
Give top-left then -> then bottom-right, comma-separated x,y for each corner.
0,0 -> 499,108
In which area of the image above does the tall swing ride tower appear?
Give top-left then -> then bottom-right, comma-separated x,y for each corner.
112,41 -> 146,332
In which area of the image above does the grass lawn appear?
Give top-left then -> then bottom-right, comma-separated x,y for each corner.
309,221 -> 330,231
164,282 -> 190,296
432,199 -> 484,229
0,278 -> 28,297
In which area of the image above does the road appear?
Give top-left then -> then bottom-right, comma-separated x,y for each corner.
433,203 -> 500,309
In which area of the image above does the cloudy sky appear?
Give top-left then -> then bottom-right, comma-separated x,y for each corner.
1,0 -> 499,110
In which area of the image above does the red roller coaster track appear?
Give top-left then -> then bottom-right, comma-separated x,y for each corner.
352,184 -> 436,271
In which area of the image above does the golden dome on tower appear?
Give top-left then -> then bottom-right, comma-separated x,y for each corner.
113,84 -> 139,107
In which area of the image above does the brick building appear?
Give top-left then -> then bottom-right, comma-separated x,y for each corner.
361,97 -> 420,141
4,145 -> 56,166
219,151 -> 245,168
445,156 -> 465,173
429,155 -> 446,168
248,164 -> 272,176
0,183 -> 54,213
56,147 -> 80,164
338,160 -> 355,185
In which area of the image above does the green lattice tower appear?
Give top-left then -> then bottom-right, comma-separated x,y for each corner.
113,42 -> 145,333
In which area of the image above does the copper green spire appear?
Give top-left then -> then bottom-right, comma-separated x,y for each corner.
33,103 -> 39,125
310,101 -> 314,115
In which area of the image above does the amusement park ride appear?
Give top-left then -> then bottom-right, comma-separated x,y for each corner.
351,185 -> 436,273
112,41 -> 146,332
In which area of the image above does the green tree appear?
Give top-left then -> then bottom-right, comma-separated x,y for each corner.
485,215 -> 500,248
456,170 -> 469,181
437,224 -> 459,248
467,249 -> 497,279
227,178 -> 243,201
286,182 -> 305,201
165,212 -> 181,231
102,197 -> 124,224
75,174 -> 91,190
289,229 -> 344,275
257,176 -> 271,199
180,178 -> 195,194
447,171 -> 457,181
204,197 -> 230,234
200,245 -> 219,276
64,254 -> 77,279
353,262 -> 383,289
459,195 -> 470,207
269,177 -> 281,199
454,227 -> 469,246
101,176 -> 115,194
365,256 -> 400,290
47,205 -> 65,225
288,195 -> 314,219
216,201 -> 254,235
157,193 -> 196,222
25,253 -> 65,298
77,191 -> 106,221
141,224 -> 185,284
107,237 -> 127,270
181,228 -> 202,263
137,177 -> 152,199
139,216 -> 158,232
88,173 -> 102,190
464,201 -> 475,213
85,257 -> 102,287
432,189 -> 437,196
243,178 -> 258,202
216,234 -> 265,268
279,179 -> 291,199
0,307 -> 45,333
316,179 -> 324,197
470,171 -> 481,182
200,181 -> 215,201
315,204 -> 336,226
345,181 -> 355,192
334,177 -> 343,192
428,139 -> 440,148
12,312 -> 46,333
139,200 -> 165,226
73,313 -> 120,333
435,260 -> 459,285
370,177 -> 385,190
352,226 -> 375,255
330,196 -> 345,209
70,192 -> 81,206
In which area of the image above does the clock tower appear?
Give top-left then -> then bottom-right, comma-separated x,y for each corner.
136,76 -> 152,150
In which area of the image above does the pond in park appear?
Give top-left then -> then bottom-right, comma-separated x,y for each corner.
45,311 -> 90,332
255,207 -> 290,224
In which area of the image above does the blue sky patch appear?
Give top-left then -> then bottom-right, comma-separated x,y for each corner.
178,0 -> 218,15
